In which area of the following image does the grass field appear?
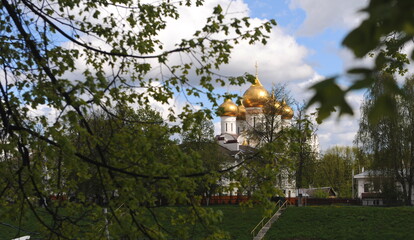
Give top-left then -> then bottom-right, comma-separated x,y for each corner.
205,205 -> 264,240
265,206 -> 414,240
0,205 -> 264,240
2,205 -> 414,240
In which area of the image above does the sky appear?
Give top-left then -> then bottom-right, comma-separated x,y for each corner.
205,0 -> 371,151
25,0 -> 372,151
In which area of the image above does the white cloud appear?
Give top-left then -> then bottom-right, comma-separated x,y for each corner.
316,91 -> 363,150
32,0 -> 357,149
339,48 -> 375,76
220,25 -> 315,87
290,0 -> 369,36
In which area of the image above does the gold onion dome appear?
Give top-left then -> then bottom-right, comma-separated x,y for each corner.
218,98 -> 238,117
268,91 -> 282,115
237,105 -> 246,120
242,76 -> 270,108
281,99 -> 294,120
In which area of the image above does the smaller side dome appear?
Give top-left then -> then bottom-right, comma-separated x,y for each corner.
274,101 -> 282,114
263,92 -> 283,115
237,105 -> 246,120
281,99 -> 294,120
217,99 -> 238,117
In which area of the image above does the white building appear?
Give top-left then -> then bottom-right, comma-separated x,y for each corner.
216,74 -> 298,197
354,169 -> 414,205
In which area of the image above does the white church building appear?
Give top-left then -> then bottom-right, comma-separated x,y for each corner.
215,73 -> 299,197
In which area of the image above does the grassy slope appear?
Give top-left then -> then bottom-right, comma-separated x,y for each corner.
162,205 -> 265,240
4,205 -> 414,240
0,205 -> 264,240
0,209 -> 44,240
265,206 -> 414,240
209,205 -> 263,240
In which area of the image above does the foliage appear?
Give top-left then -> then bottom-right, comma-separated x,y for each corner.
181,111 -> 214,144
312,189 -> 329,198
266,206 -> 414,240
307,0 -> 414,121
314,146 -> 368,198
0,0 -> 277,238
238,86 -> 295,201
288,103 -> 318,189
356,73 -> 414,205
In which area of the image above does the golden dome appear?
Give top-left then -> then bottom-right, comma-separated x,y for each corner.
218,99 -> 238,117
263,92 -> 283,115
274,101 -> 282,112
281,99 -> 294,120
237,105 -> 246,120
242,77 -> 270,108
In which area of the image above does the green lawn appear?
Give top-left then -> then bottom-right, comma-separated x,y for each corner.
0,205 -> 264,240
3,205 -> 414,240
205,205 -> 264,240
0,208 -> 44,240
265,206 -> 414,240
150,205 -> 265,240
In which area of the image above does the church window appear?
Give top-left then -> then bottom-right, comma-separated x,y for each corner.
226,123 -> 228,132
231,123 -> 233,132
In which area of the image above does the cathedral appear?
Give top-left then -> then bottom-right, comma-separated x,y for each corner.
215,72 -> 299,198
216,73 -> 294,151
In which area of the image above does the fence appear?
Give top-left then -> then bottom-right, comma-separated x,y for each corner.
201,196 -> 362,206
294,197 -> 362,206
201,195 -> 250,205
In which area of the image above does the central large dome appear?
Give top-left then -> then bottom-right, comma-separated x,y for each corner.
242,77 -> 270,108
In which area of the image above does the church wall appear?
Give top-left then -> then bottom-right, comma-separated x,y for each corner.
220,116 -> 237,135
236,120 -> 246,135
245,107 -> 263,128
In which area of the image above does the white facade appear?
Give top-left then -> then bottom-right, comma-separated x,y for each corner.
220,116 -> 237,135
354,170 -> 414,205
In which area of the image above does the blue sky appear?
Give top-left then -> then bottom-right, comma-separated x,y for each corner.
206,0 -> 371,151
26,0 -> 371,151
134,0 -> 370,151
246,0 -> 360,78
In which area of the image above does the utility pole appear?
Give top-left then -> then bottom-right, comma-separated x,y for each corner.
351,168 -> 354,199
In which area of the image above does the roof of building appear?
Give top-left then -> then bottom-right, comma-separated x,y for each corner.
354,170 -> 385,179
298,187 -> 337,197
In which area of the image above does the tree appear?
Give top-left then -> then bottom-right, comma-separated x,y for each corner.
307,0 -> 414,121
356,73 -> 414,205
68,106 -> 165,204
239,86 -> 301,201
289,103 -> 318,190
314,146 -> 365,198
0,0 -> 276,238
181,110 -> 215,145
180,111 -> 233,206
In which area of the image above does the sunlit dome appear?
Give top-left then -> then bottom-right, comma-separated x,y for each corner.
281,99 -> 294,120
267,92 -> 283,115
237,104 -> 246,120
218,99 -> 238,117
242,77 -> 270,108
